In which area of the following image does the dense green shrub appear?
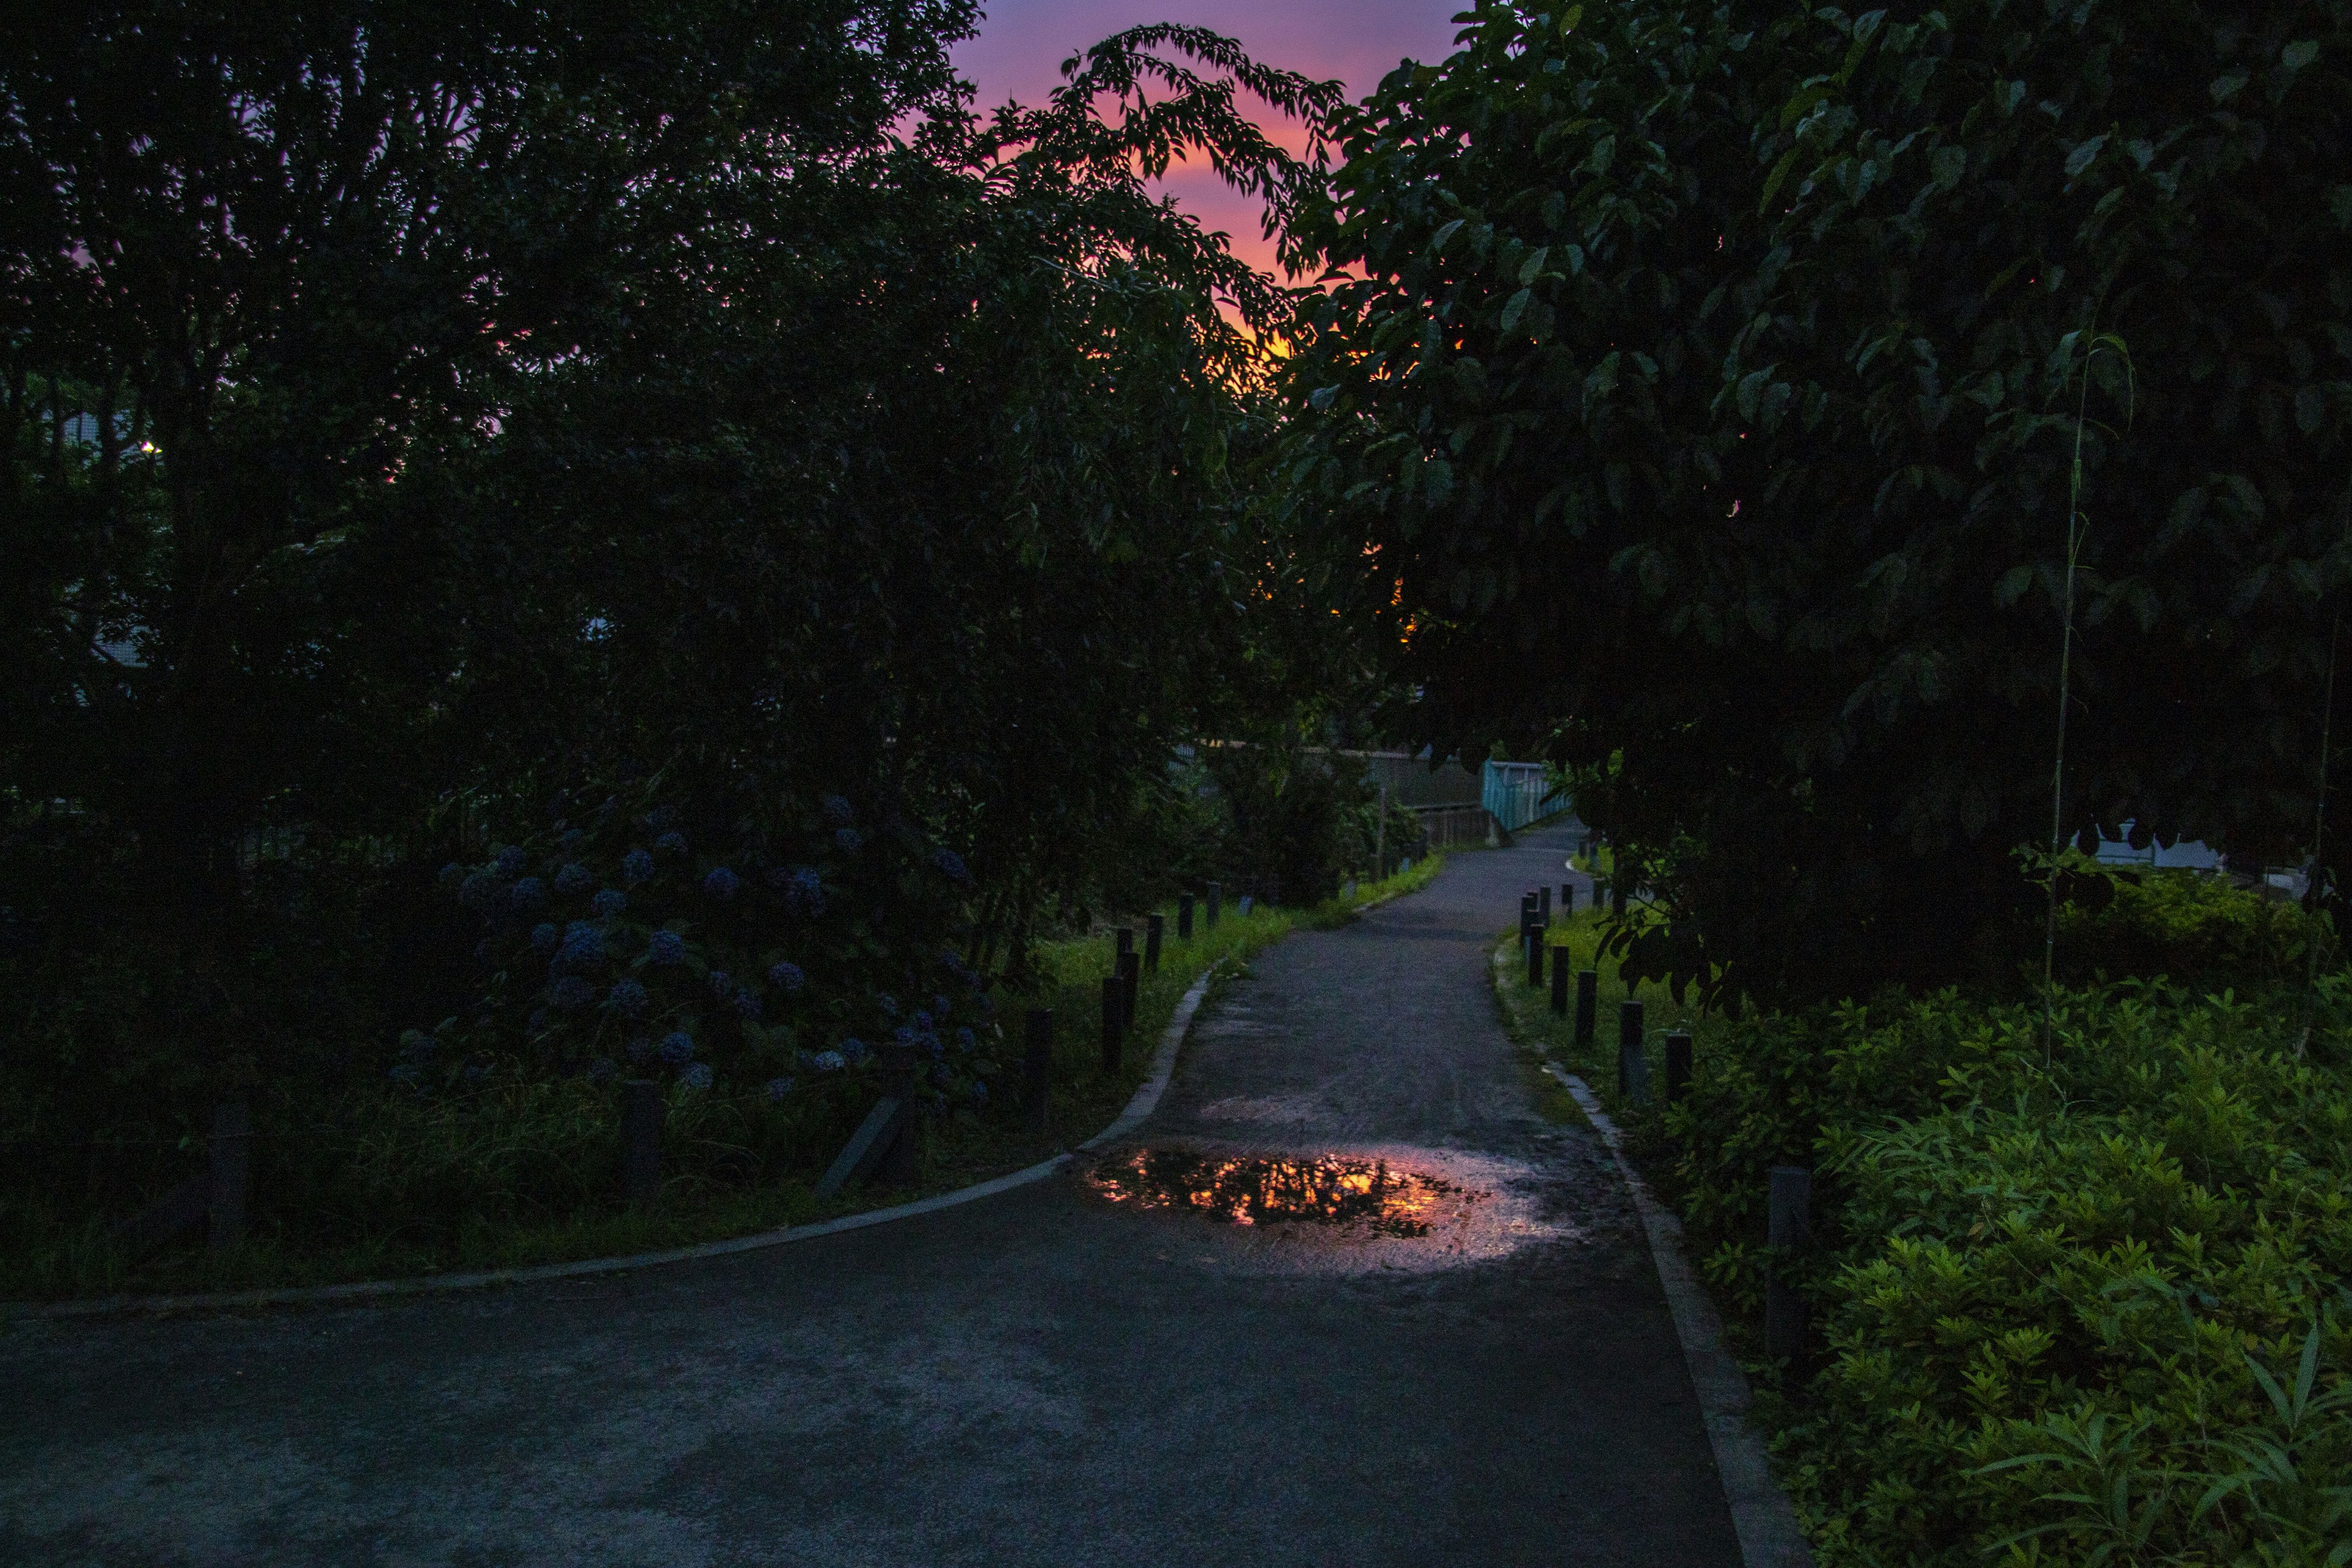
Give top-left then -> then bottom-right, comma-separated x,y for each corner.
1640,980 -> 2352,1566
2057,865 -> 2316,992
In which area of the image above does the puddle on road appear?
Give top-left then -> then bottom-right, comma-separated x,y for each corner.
1082,1150 -> 1486,1238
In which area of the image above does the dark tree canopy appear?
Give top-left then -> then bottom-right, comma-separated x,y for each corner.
1282,0 -> 2352,1003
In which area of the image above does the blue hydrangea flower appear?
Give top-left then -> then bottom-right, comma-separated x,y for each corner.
655,830 -> 687,855
813,1050 -> 846,1072
821,794 -> 854,827
914,1011 -> 934,1031
840,1036 -> 869,1063
647,929 -> 686,966
625,1036 -> 654,1063
458,869 -> 499,910
919,1031 -> 943,1058
554,862 -> 592,894
767,960 -> 805,993
956,1027 -> 975,1052
679,1062 -> 713,1091
559,827 -> 586,851
550,975 -> 596,1010
621,848 -> 655,886
894,1025 -> 917,1045
733,988 -> 761,1019
931,848 -> 971,884
658,1030 -> 695,1065
782,866 -> 824,916
931,994 -> 952,1020
832,827 -> 862,853
707,970 -> 732,995
530,922 -> 560,953
608,978 -> 649,1016
554,929 -> 605,971
764,1076 -> 796,1101
703,866 -> 741,900
510,876 -> 548,911
970,1079 -> 988,1106
495,845 -> 527,875
592,888 -> 627,918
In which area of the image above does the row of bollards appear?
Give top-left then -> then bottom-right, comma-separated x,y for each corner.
1517,883 -> 1811,1372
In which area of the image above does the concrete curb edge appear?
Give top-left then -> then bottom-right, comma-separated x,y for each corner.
13,964 -> 1227,1322
1545,1062 -> 1817,1568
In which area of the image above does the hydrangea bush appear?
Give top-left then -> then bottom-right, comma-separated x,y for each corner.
409,783 -> 1001,1123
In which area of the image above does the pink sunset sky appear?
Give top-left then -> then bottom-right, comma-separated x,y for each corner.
953,1 -> 1469,278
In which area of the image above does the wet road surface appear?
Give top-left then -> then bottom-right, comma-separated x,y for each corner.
0,826 -> 1741,1566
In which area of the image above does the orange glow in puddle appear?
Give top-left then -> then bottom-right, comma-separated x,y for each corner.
1081,1150 -> 1488,1238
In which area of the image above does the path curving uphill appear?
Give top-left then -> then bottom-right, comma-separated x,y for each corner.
0,826 -> 1741,1567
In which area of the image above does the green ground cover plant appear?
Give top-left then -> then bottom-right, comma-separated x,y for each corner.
1499,873 -> 2352,1566
0,859 -> 1439,1302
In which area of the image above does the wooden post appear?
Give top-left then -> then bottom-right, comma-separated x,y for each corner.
1575,969 -> 1597,1049
1526,927 -> 1544,986
1178,893 -> 1195,940
1539,884 -> 1551,924
1022,1008 -> 1052,1136
1115,925 -> 1134,960
1145,913 -> 1164,975
1561,881 -> 1575,914
1617,1000 -> 1649,1102
1664,1031 -> 1694,1105
878,1040 -> 921,1186
1766,1166 -> 1812,1370
1118,949 -> 1140,1028
1101,976 -> 1125,1073
1550,947 -> 1570,1016
207,1099 -> 251,1251
620,1080 -> 662,1207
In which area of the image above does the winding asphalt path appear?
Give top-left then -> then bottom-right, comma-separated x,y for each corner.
0,827 -> 1741,1567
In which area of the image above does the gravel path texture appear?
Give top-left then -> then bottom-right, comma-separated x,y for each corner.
0,825 -> 1742,1567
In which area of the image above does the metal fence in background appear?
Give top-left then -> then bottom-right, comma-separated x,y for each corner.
1482,761 -> 1569,832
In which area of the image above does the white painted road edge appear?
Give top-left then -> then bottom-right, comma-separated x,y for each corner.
16,964 -> 1229,1321
1545,1062 -> 1817,1568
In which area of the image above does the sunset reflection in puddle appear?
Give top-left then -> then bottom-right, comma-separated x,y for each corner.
1080,1149 -> 1489,1238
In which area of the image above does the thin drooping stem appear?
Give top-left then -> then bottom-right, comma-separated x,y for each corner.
2301,611 -> 2340,1057
2043,359 -> 2098,1058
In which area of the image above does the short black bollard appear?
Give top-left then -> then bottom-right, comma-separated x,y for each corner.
1178,893 -> 1195,940
1145,913 -> 1164,975
1664,1031 -> 1694,1105
1550,947 -> 1570,1016
621,1079 -> 662,1207
1575,969 -> 1598,1049
1206,881 -> 1221,930
1115,925 -> 1134,959
1118,949 -> 1140,1029
208,1099 -> 251,1251
1539,885 -> 1551,925
1618,1000 -> 1649,1102
1526,927 -> 1544,987
1022,1008 -> 1053,1136
1561,881 -> 1575,914
1101,976 -> 1125,1073
1766,1166 -> 1813,1371
1611,878 -> 1628,918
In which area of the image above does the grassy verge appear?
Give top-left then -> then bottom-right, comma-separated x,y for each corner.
3,859 -> 1444,1302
